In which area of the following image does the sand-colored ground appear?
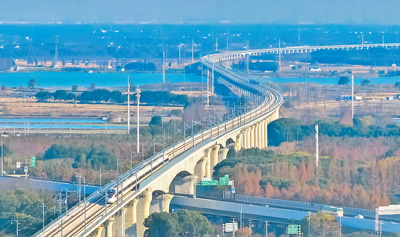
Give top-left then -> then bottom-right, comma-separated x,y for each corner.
0,97 -> 184,119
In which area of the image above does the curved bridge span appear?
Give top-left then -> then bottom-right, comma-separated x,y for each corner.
35,44 -> 392,237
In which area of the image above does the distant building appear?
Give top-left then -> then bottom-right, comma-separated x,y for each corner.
309,67 -> 321,72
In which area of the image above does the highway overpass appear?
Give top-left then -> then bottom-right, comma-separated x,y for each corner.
34,43 -> 399,237
170,196 -> 400,234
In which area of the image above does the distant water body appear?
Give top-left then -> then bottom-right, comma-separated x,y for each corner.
0,72 -> 202,88
260,77 -> 400,85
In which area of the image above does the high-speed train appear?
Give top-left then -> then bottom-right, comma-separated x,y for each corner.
106,154 -> 169,204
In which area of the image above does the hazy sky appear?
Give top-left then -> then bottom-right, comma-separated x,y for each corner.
2,0 -> 400,24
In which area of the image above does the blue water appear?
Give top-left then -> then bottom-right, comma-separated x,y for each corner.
0,118 -> 126,130
0,72 -> 201,88
0,124 -> 126,130
260,77 -> 400,85
0,118 -> 106,124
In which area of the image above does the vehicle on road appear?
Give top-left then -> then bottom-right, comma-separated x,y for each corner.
322,206 -> 344,217
355,215 -> 364,219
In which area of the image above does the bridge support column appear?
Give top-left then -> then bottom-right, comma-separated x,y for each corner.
260,120 -> 265,149
250,125 -> 255,148
160,194 -> 174,212
235,133 -> 243,151
254,123 -> 260,148
248,127 -> 252,148
93,226 -> 104,237
209,144 -> 220,171
188,175 -> 198,196
113,207 -> 127,237
204,149 -> 212,178
194,158 -> 207,182
218,147 -> 229,163
272,109 -> 280,121
242,129 -> 247,149
136,189 -> 152,237
106,217 -> 114,237
125,199 -> 139,237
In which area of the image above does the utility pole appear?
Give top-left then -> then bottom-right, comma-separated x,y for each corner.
232,218 -> 236,237
215,38 -> 218,51
212,63 -> 215,94
226,37 -> 229,51
1,126 -> 4,176
206,68 -> 210,107
12,218 -> 19,237
246,41 -> 250,75
361,33 -> 364,46
130,150 -> 133,169
127,76 -> 130,134
351,75 -> 354,119
315,124 -> 319,167
136,88 -> 141,153
201,64 -> 204,104
163,50 -> 166,84
83,177 -> 87,231
42,203 -> 45,229
153,137 -> 156,155
265,221 -> 268,237
178,44 -> 181,66
54,35 -> 59,67
99,167 -> 102,187
278,39 -> 281,72
141,144 -> 144,161
249,220 -> 252,237
191,40 -> 194,63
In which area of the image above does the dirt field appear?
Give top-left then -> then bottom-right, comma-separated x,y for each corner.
0,97 -> 184,121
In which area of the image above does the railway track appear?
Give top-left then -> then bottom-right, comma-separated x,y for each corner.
35,51 -> 283,237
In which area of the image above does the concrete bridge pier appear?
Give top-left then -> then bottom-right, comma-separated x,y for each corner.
150,193 -> 174,213
242,129 -> 247,149
218,147 -> 229,163
93,226 -> 104,237
187,175 -> 198,196
250,125 -> 255,148
235,133 -> 243,151
209,144 -> 220,170
125,199 -> 138,237
204,149 -> 212,178
255,123 -> 260,149
113,207 -> 127,237
106,217 -> 114,237
194,158 -> 207,182
244,128 -> 249,149
136,189 -> 152,237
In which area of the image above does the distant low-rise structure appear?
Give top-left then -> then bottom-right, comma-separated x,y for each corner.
309,67 -> 321,72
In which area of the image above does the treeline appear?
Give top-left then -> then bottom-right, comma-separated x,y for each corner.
0,58 -> 15,71
35,90 -> 76,101
0,190 -> 57,236
35,89 -> 190,105
232,60 -> 278,72
124,62 -> 156,71
268,118 -> 400,146
144,210 -> 213,237
43,144 -> 117,170
215,148 -> 394,209
311,48 -> 400,66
